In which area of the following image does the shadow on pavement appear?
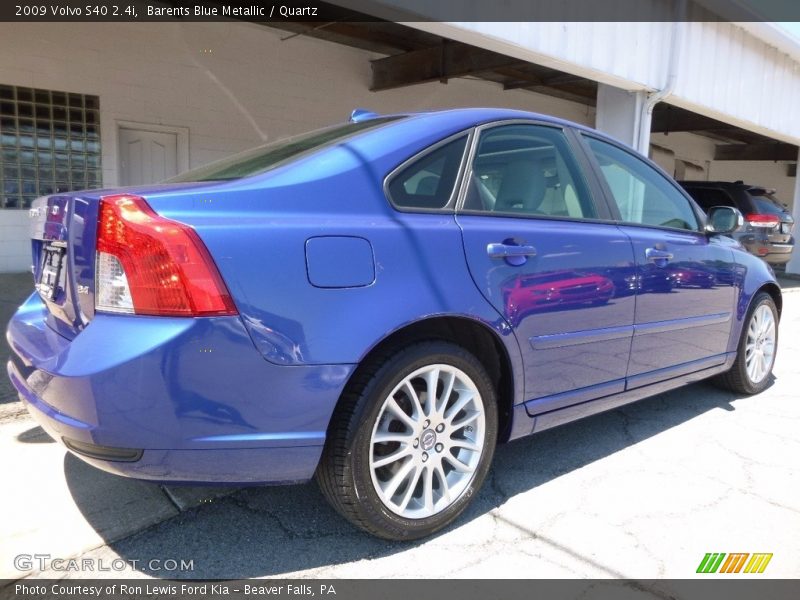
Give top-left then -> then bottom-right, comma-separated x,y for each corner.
16,425 -> 55,444
777,275 -> 800,293
63,378 -> 757,579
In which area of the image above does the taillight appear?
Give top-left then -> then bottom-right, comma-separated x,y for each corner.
745,213 -> 780,228
95,194 -> 237,316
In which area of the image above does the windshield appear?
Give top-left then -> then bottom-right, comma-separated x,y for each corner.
168,117 -> 404,183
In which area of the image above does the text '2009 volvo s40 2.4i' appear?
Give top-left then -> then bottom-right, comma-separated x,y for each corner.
7,108 -> 781,540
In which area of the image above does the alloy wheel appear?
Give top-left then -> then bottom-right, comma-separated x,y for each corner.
368,364 -> 486,519
745,304 -> 776,384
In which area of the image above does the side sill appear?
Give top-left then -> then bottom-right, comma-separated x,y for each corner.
506,353 -> 737,441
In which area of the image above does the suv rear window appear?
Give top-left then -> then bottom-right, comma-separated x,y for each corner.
169,117 -> 403,182
750,194 -> 788,216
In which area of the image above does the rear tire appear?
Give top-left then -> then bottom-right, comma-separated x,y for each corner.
713,291 -> 778,395
316,341 -> 498,540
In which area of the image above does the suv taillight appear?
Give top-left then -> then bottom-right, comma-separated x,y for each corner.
745,213 -> 780,228
95,194 -> 237,316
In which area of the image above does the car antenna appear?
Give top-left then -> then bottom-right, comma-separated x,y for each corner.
350,108 -> 379,123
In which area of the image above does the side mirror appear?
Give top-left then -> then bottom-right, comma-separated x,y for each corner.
705,206 -> 743,235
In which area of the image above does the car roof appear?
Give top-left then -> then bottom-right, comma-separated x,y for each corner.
350,107 -> 646,163
679,180 -> 772,193
680,182 -> 781,200
379,107 -> 605,137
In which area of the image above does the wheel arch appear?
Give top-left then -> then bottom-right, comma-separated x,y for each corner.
757,282 -> 782,319
341,315 -> 518,443
730,271 -> 783,355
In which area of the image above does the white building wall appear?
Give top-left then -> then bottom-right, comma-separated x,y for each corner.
0,21 -> 594,272
412,21 -> 670,94
413,17 -> 800,145
672,20 -> 800,146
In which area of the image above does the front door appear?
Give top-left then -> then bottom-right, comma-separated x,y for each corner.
457,123 -> 637,414
580,134 -> 737,387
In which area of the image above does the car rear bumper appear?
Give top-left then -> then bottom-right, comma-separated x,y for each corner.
6,293 -> 353,484
762,242 -> 794,265
740,238 -> 794,265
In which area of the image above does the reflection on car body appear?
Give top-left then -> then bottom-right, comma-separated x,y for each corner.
503,270 -> 614,323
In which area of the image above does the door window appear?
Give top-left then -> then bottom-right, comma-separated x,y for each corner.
584,136 -> 699,231
463,124 -> 596,219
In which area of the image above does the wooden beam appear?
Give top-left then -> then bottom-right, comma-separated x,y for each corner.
503,80 -> 542,91
695,129 -> 763,145
503,73 -> 584,91
509,85 -> 595,105
494,66 -> 544,83
264,22 -> 425,55
541,73 -> 586,86
651,109 -> 731,134
714,142 -> 799,161
652,108 -> 769,144
370,43 -> 524,91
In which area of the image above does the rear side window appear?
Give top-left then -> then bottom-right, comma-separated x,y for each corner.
169,117 -> 403,182
386,136 -> 468,210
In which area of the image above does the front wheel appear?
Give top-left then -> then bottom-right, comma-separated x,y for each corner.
316,341 -> 498,540
713,291 -> 779,395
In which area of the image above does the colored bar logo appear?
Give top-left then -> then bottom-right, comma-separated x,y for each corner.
696,553 -> 773,574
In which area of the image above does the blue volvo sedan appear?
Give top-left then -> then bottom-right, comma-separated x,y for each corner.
6,108 -> 781,539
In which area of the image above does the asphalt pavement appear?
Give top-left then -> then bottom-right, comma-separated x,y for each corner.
1,273 -> 799,579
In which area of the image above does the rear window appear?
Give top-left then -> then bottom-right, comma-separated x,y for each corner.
168,117 -> 403,182
750,194 -> 788,216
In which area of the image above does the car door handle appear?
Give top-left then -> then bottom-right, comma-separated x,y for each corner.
645,248 -> 673,264
487,243 -> 538,259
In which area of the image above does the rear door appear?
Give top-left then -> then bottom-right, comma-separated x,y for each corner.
456,122 -> 637,414
118,127 -> 179,186
580,134 -> 737,388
